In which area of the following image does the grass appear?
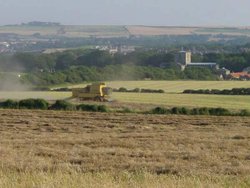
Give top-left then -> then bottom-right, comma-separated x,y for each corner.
0,171 -> 249,188
112,93 -> 250,110
1,81 -> 250,110
109,81 -> 250,110
69,80 -> 250,93
0,109 -> 250,187
0,91 -> 71,100
0,91 -> 249,110
105,80 -> 250,93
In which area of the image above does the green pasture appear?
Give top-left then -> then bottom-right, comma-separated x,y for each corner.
0,92 -> 71,101
0,91 -> 249,111
112,93 -> 250,110
0,81 -> 249,110
71,81 -> 250,93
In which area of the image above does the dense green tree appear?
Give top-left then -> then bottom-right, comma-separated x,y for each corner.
76,50 -> 113,67
220,56 -> 247,72
183,67 -> 217,80
55,52 -> 76,70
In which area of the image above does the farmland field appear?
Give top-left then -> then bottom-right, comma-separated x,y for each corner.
1,25 -> 250,37
0,91 -> 249,110
0,25 -> 129,38
67,81 -> 250,110
73,80 -> 250,93
0,91 -> 71,101
0,81 -> 250,110
112,93 -> 250,110
0,109 -> 249,187
125,26 -> 197,36
126,26 -> 250,36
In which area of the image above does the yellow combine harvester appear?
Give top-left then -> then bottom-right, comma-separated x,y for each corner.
72,83 -> 112,102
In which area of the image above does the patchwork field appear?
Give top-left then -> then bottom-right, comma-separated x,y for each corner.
1,25 -> 250,37
0,109 -> 249,187
0,25 -> 129,38
125,26 -> 250,36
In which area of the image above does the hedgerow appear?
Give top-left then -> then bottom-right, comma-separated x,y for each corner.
0,99 -> 249,117
183,88 -> 250,95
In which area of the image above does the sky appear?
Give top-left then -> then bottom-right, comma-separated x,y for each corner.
0,0 -> 249,26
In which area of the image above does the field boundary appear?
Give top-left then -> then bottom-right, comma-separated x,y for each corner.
1,99 -> 250,117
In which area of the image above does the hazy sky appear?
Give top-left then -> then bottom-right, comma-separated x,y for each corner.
0,0 -> 249,26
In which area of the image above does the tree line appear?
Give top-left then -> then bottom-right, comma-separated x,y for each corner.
1,48 -> 250,72
22,65 -> 217,86
0,99 -> 250,117
0,48 -> 250,86
183,88 -> 250,95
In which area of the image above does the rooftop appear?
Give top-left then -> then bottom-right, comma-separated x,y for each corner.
230,72 -> 250,78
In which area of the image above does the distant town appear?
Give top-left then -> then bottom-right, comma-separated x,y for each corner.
0,22 -> 250,84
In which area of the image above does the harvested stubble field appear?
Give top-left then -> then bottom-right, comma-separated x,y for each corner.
0,109 -> 250,187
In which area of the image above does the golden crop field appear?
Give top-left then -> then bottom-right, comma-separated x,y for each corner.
0,109 -> 249,187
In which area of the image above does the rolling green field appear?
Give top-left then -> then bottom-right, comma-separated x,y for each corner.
107,80 -> 250,93
70,81 -> 250,93
112,93 -> 250,110
1,81 -> 250,110
0,91 -> 71,101
0,91 -> 249,110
